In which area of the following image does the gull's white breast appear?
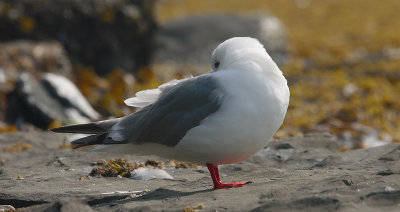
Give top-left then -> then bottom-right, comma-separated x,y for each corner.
174,66 -> 290,165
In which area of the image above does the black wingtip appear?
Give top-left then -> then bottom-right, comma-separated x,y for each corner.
50,126 -> 72,133
49,126 -> 69,133
71,134 -> 107,149
49,127 -> 60,132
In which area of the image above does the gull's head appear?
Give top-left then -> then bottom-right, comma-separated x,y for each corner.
211,37 -> 282,76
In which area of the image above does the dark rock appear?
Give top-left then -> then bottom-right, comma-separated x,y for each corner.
153,13 -> 287,78
0,0 -> 156,75
5,72 -> 99,129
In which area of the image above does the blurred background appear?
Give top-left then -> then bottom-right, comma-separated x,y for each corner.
0,0 -> 399,150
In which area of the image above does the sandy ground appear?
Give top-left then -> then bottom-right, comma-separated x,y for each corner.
0,132 -> 399,211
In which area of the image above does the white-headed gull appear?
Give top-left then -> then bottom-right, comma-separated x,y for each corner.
51,37 -> 290,189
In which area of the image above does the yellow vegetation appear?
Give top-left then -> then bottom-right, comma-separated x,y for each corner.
72,1 -> 400,149
155,0 -> 400,148
3,142 -> 33,153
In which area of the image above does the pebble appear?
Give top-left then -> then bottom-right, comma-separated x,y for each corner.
0,205 -> 15,212
131,167 -> 173,180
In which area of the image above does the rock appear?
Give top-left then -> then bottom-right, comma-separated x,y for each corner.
41,73 -> 100,121
0,0 -> 156,75
153,13 -> 288,80
1,132 -> 400,211
0,40 -> 74,125
0,205 -> 15,212
131,167 -> 173,180
0,41 -> 72,80
5,72 -> 99,129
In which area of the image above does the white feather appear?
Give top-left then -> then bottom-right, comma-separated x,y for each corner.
124,77 -> 193,108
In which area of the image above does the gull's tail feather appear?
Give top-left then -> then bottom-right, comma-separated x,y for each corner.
50,118 -> 120,134
50,118 -> 127,149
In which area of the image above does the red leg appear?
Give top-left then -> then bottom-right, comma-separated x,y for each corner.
206,163 -> 251,189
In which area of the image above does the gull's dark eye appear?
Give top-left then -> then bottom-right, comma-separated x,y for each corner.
214,61 -> 220,69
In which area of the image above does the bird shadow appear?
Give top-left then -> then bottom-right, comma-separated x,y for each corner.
118,187 -> 213,204
90,188 -> 213,209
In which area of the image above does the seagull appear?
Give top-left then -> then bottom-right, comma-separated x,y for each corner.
51,37 -> 290,189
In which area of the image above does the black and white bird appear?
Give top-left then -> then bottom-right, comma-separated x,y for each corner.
51,37 -> 290,189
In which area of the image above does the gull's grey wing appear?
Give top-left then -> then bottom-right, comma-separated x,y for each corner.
109,75 -> 223,146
